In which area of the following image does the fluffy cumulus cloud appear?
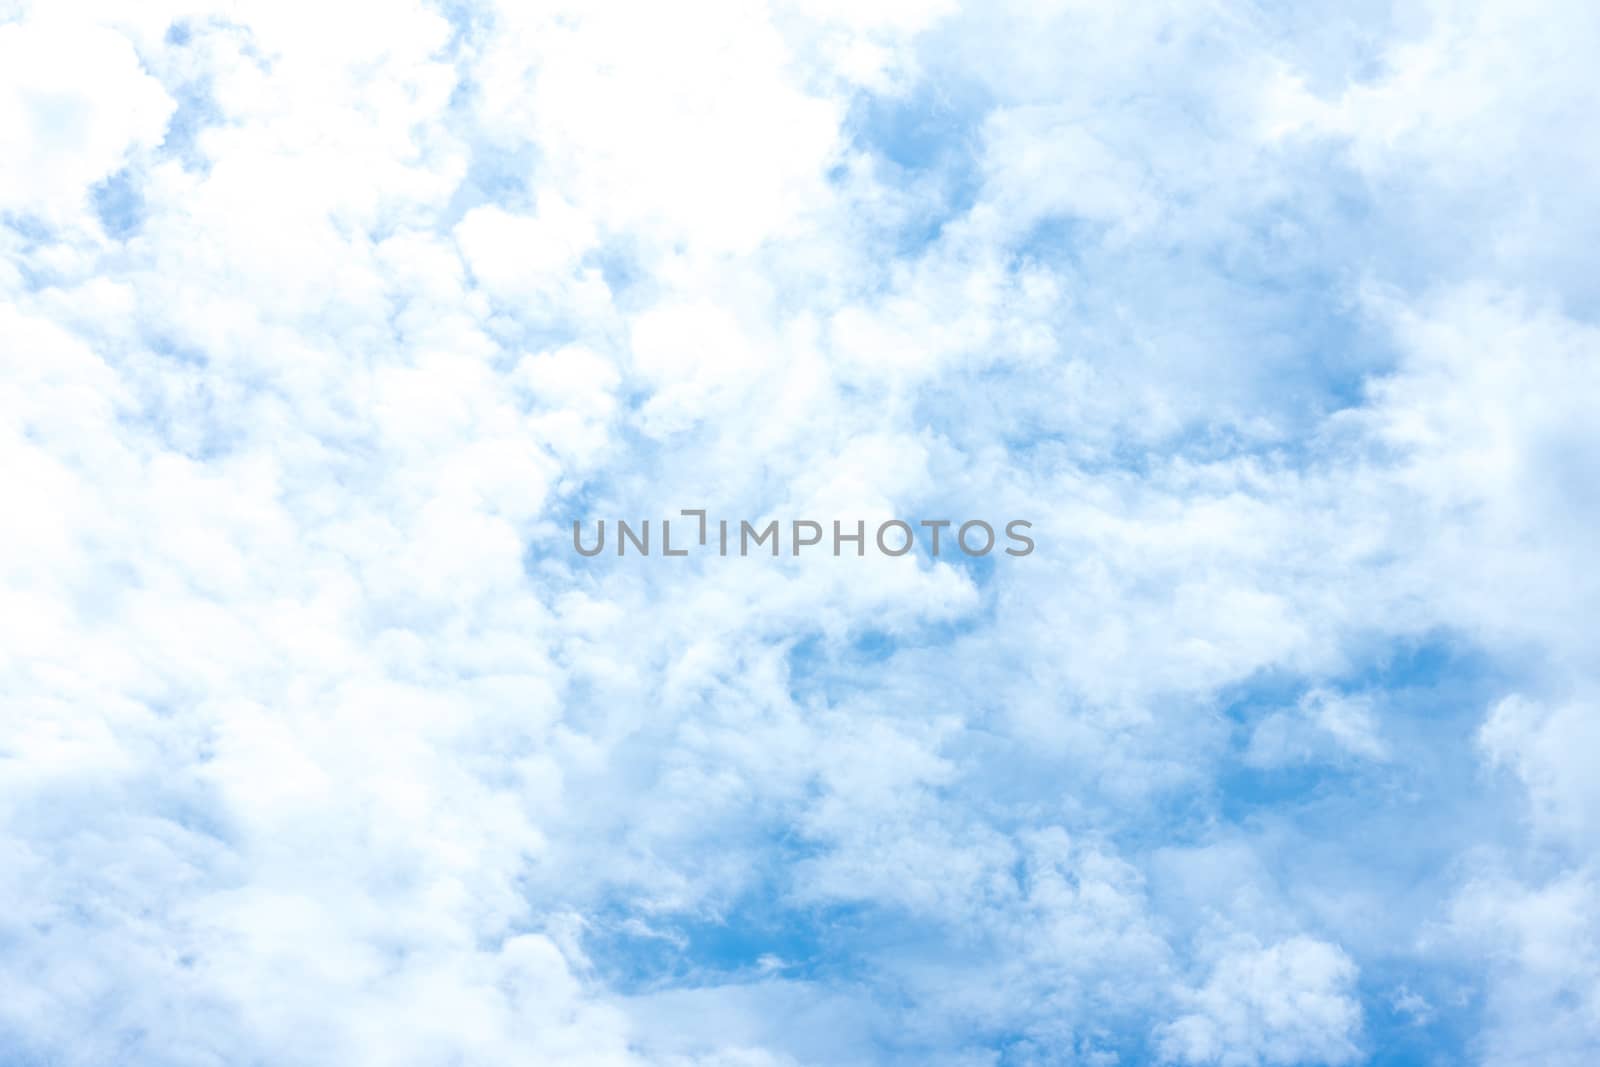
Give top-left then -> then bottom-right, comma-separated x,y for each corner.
1,0 -> 1597,1064
1159,937 -> 1363,1066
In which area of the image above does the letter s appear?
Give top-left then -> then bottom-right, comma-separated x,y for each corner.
1004,520 -> 1034,557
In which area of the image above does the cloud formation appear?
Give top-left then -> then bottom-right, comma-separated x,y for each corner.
2,0 -> 1597,1064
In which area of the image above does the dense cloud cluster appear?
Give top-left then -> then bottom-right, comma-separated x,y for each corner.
2,0 -> 1598,1063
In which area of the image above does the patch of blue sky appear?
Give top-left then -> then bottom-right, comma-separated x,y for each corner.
586,240 -> 646,304
522,482 -> 621,580
582,887 -> 1177,1066
911,325 -> 1386,477
441,140 -> 538,226
1212,631 -> 1513,817
157,78 -> 219,174
113,379 -> 244,464
582,893 -> 879,994
926,543 -> 999,591
784,610 -> 991,701
476,311 -> 579,369
844,82 -> 988,255
91,167 -> 144,238
432,0 -> 488,57
1356,961 -> 1481,1067
1166,634 -> 1514,1063
948,149 -> 1390,442
578,619 -> 1495,1065
436,6 -> 541,229
858,971 -> 1166,1067
154,23 -> 230,175
2,215 -> 64,292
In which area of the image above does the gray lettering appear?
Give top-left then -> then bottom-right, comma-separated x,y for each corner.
833,520 -> 865,556
618,519 -> 649,556
792,520 -> 823,555
573,520 -> 605,557
1004,519 -> 1035,557
741,520 -> 779,556
958,520 -> 994,556
663,520 -> 688,556
876,520 -> 914,556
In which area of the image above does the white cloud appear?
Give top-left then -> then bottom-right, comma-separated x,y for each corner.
0,18 -> 173,220
474,1 -> 844,256
1159,937 -> 1364,1066
1453,872 -> 1600,1066
1246,689 -> 1387,768
4,0 -> 1599,1063
1479,695 -> 1600,847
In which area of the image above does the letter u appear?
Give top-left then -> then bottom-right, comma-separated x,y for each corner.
573,520 -> 606,557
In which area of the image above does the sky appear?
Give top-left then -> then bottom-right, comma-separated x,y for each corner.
1,1 -> 1598,1064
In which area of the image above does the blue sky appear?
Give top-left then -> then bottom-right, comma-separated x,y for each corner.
2,1 -> 1599,1065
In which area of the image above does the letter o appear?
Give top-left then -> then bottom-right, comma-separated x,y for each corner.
876,520 -> 914,556
958,520 -> 995,556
